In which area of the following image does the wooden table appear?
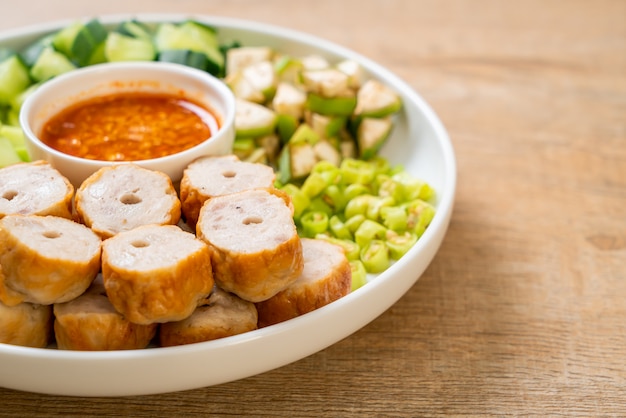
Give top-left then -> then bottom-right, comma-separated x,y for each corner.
1,0 -> 624,415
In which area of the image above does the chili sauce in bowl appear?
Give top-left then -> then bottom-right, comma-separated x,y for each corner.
20,61 -> 235,186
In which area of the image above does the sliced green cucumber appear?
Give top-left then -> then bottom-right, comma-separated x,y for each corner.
0,53 -> 31,104
0,137 -> 22,167
53,19 -> 108,66
158,49 -> 210,71
115,20 -> 153,40
29,47 -> 77,82
154,21 -> 223,75
19,34 -> 55,67
0,124 -> 28,161
105,32 -> 156,62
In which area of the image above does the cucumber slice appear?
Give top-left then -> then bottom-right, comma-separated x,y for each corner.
354,79 -> 402,118
0,137 -> 22,167
53,19 -> 108,66
178,21 -> 219,49
0,54 -> 31,104
52,21 -> 83,56
0,48 -> 14,62
105,32 -> 156,62
234,99 -> 277,138
0,124 -> 28,161
158,49 -> 210,71
115,20 -> 153,40
154,22 -> 223,75
19,34 -> 54,67
30,47 -> 76,82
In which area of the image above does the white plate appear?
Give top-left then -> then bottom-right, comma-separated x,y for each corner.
0,14 -> 456,397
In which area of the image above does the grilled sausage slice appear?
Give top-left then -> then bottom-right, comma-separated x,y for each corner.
0,160 -> 73,220
256,238 -> 352,327
75,164 -> 181,239
0,214 -> 101,306
196,188 -> 303,303
179,155 -> 275,229
102,224 -> 214,325
159,285 -> 258,347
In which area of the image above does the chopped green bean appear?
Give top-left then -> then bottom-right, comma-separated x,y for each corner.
385,231 -> 418,259
329,215 -> 353,240
360,239 -> 389,273
279,155 -> 436,278
300,211 -> 329,237
354,219 -> 387,248
349,260 -> 368,291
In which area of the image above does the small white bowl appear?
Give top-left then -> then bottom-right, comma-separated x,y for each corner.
20,61 -> 236,186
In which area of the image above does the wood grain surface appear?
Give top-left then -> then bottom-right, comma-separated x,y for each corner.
1,0 -> 624,416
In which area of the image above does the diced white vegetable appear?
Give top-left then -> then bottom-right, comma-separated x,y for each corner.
356,116 -> 393,158
336,59 -> 364,89
226,46 -> 273,76
300,68 -> 351,98
226,71 -> 265,103
300,54 -> 330,71
272,82 -> 307,119
313,140 -> 341,166
242,61 -> 277,100
354,79 -> 402,117
290,142 -> 317,178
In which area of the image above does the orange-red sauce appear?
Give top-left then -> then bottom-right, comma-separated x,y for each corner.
41,92 -> 219,161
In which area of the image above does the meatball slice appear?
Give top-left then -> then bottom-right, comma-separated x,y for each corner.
179,155 -> 276,228
75,164 -> 181,239
0,214 -> 101,306
160,285 -> 258,347
0,299 -> 52,348
53,277 -> 157,351
196,188 -> 303,303
256,238 -> 352,327
0,160 -> 73,220
102,224 -> 214,325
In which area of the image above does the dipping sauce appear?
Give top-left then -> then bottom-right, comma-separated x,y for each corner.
40,92 -> 220,161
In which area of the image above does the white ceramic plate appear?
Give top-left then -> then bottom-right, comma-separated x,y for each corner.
0,14 -> 456,397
